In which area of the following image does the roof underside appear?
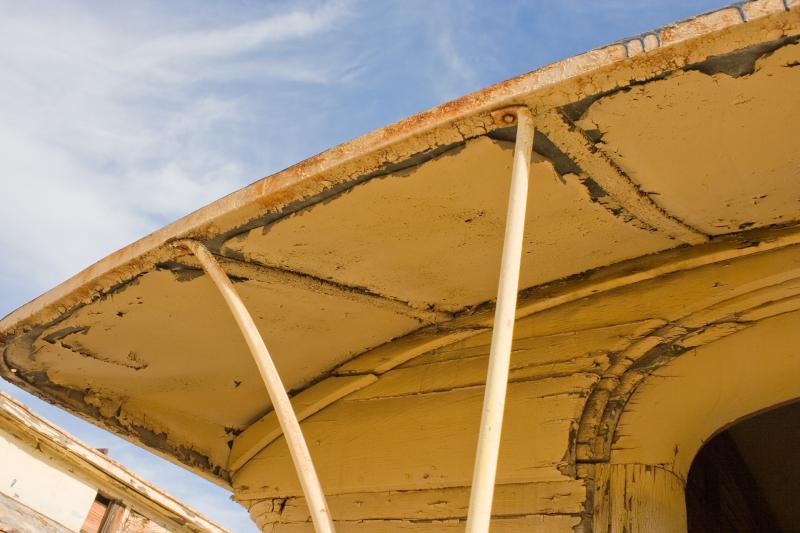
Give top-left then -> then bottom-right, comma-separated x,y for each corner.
1,3 -> 799,485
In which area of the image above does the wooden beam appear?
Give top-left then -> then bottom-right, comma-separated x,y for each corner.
229,374 -> 378,472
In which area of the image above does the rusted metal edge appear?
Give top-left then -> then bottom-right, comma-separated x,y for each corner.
1,1 -> 795,343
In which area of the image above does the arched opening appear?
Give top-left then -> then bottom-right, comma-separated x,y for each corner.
686,401 -> 800,532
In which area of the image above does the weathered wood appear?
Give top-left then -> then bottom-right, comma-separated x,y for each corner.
348,356 -> 602,401
233,378 -> 590,499
361,320 -> 665,401
593,464 -> 686,533
738,292 -> 800,322
0,394 -> 224,533
336,329 -> 482,375
611,310 -> 800,478
447,226 -> 800,334
256,515 -> 580,533
577,267 -> 800,462
405,319 -> 661,367
229,374 -> 379,472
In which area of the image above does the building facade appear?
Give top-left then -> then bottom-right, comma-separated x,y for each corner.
0,393 -> 226,533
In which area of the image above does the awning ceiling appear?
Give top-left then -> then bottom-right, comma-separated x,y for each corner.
1,3 -> 798,485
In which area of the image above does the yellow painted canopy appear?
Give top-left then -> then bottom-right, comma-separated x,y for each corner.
1,2 -> 799,486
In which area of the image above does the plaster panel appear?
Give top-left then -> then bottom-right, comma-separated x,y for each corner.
579,42 -> 800,235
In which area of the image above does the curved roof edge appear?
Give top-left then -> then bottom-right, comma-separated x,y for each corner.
1,1 -> 796,339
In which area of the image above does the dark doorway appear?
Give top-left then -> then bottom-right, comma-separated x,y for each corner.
686,401 -> 800,532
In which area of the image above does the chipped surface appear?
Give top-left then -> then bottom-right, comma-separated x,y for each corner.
611,310 -> 800,477
593,464 -> 686,533
3,266 -> 420,476
234,377 -> 589,499
265,480 -> 585,523
0,3 -> 798,531
224,137 -> 673,313
229,374 -> 378,472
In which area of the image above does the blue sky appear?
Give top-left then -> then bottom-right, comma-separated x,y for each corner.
0,1 -> 728,530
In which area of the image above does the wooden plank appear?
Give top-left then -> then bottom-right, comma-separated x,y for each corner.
233,378 -> 591,499
266,515 -> 580,532
0,394 -> 225,533
347,353 -> 603,401
405,319 -> 661,367
277,480 -> 585,522
228,374 -> 378,472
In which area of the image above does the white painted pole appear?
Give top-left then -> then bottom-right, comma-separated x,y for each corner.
177,240 -> 335,533
465,107 -> 535,533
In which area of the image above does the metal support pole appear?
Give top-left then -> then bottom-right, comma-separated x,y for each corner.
176,240 -> 335,533
465,107 -> 535,533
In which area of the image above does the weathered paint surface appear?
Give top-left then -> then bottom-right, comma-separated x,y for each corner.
225,137 -> 673,313
0,2 -> 799,531
611,310 -> 800,477
231,236 -> 800,530
593,464 -> 686,533
576,42 -> 800,235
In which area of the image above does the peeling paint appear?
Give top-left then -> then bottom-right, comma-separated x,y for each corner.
686,34 -> 799,76
0,5 -> 796,530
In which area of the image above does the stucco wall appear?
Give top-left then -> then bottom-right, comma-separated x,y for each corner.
0,426 -> 97,530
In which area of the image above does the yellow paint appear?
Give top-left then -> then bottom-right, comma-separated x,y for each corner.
612,310 -> 800,478
579,43 -> 800,235
0,3 -> 798,531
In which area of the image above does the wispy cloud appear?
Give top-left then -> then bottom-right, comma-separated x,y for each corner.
135,4 -> 345,62
0,0 -> 353,296
432,27 -> 478,99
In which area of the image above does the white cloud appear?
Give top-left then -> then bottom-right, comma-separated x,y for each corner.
0,0 -> 353,292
